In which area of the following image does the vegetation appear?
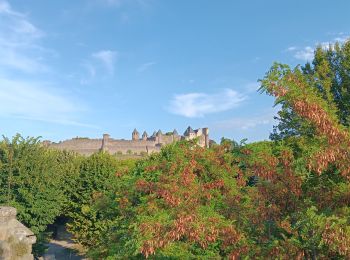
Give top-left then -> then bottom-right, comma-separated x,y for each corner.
270,41 -> 350,140
0,135 -> 81,255
0,41 -> 349,258
0,137 -> 137,256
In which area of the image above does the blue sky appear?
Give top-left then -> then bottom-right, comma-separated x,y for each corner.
0,0 -> 349,142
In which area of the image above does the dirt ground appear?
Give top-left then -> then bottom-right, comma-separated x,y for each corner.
44,225 -> 87,260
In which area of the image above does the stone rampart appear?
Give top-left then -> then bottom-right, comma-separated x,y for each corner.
157,135 -> 181,145
0,206 -> 36,260
46,127 -> 209,156
49,138 -> 102,155
105,140 -> 160,154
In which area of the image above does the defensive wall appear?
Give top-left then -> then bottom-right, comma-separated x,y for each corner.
45,126 -> 209,156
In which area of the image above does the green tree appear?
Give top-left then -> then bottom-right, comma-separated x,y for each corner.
0,135 -> 81,256
268,40 -> 350,140
67,152 -> 124,247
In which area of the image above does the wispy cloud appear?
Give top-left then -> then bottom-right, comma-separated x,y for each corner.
0,0 -> 48,73
168,89 -> 246,118
0,1 -> 94,127
138,61 -> 156,72
92,50 -> 118,74
294,46 -> 314,61
286,46 -> 296,51
213,109 -> 277,131
83,62 -> 97,78
0,0 -> 19,15
287,34 -> 349,61
244,82 -> 260,93
96,0 -> 150,8
102,0 -> 123,6
0,77 -> 95,127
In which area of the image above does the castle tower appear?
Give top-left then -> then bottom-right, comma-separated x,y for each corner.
101,133 -> 110,152
132,129 -> 140,141
184,126 -> 196,139
203,128 -> 209,148
172,129 -> 179,142
156,129 -> 162,144
142,131 -> 148,141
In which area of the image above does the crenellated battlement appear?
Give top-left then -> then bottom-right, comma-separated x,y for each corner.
45,126 -> 210,156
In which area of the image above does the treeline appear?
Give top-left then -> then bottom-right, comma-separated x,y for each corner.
0,41 -> 349,259
0,136 -> 136,256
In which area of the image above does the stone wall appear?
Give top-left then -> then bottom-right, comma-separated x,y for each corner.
156,134 -> 181,145
45,127 -> 209,156
0,206 -> 36,260
49,138 -> 102,156
104,139 -> 161,154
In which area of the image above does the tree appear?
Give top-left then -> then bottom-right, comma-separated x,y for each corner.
268,40 -> 350,140
0,135 -> 81,256
259,61 -> 350,258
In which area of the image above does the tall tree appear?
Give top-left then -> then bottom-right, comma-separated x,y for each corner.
268,40 -> 350,140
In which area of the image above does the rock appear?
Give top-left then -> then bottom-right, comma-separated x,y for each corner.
0,206 -> 36,260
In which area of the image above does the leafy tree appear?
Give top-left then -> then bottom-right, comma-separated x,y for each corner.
85,141 -> 254,258
87,47 -> 350,258
268,40 -> 350,140
259,61 -> 350,258
0,135 -> 81,256
1,42 -> 349,259
66,152 -> 137,248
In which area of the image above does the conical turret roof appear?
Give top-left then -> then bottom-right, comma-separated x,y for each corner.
183,126 -> 194,136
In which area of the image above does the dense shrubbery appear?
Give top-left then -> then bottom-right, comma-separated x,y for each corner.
0,41 -> 349,258
80,136 -> 349,258
0,135 -> 81,255
77,41 -> 350,259
0,137 -> 137,256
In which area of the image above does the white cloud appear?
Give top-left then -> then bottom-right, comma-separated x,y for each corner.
288,35 -> 349,61
213,110 -> 277,131
0,1 -> 93,128
103,0 -> 123,6
320,36 -> 348,49
137,61 -> 156,72
168,89 -> 246,118
0,0 -> 48,73
244,82 -> 259,93
0,1 -> 11,13
0,77 -> 94,127
92,50 -> 118,74
97,0 -> 149,7
83,62 -> 96,78
294,46 -> 314,61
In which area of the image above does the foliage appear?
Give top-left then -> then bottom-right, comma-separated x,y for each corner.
84,141 -> 250,258
67,152 -> 124,247
81,42 -> 350,259
269,40 -> 350,140
0,135 -> 81,256
1,42 -> 350,259
0,136 -> 137,257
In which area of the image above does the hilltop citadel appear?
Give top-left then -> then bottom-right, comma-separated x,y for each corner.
45,126 -> 209,156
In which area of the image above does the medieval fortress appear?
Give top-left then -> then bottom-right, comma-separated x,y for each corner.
45,126 -> 209,156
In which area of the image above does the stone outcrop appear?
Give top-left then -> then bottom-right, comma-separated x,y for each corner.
0,206 -> 36,260
44,126 -> 210,156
